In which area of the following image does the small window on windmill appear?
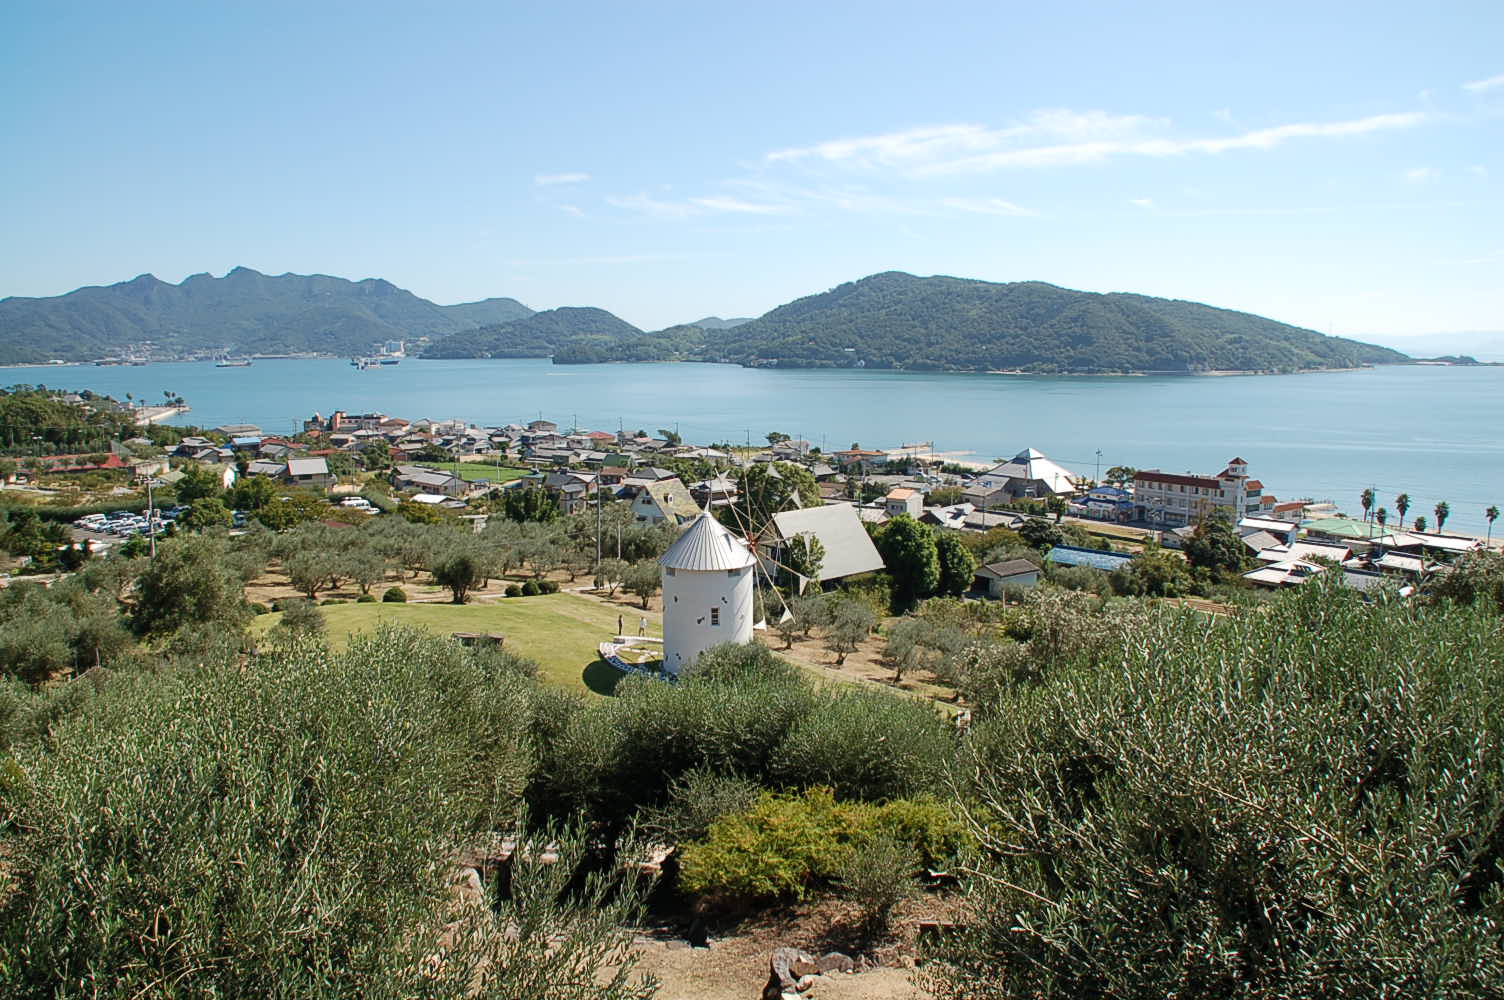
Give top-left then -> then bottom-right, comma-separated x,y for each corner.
711,607 -> 720,626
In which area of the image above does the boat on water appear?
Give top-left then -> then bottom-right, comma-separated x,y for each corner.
379,357 -> 400,365
215,357 -> 252,367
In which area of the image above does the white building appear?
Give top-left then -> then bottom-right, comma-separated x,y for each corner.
659,510 -> 758,676
1133,458 -> 1267,527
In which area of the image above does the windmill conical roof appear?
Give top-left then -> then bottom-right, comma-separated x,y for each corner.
659,509 -> 757,571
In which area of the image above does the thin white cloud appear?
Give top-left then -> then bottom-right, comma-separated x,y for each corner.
766,110 -> 1160,170
688,195 -> 794,215
1469,164 -> 1489,177
1463,72 -> 1504,93
604,193 -> 700,219
915,111 -> 1429,175
535,172 -> 590,186
1405,166 -> 1440,182
560,204 -> 585,217
606,191 -> 793,218
1129,197 -> 1154,208
940,196 -> 1038,217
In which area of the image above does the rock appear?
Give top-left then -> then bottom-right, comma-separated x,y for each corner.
765,946 -> 859,997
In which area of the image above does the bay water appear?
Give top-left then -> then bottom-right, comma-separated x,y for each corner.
10,358 -> 1503,535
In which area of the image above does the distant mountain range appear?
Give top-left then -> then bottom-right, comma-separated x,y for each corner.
0,267 -> 532,363
1,267 -> 1408,374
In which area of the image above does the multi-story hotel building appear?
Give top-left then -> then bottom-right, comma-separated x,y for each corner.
1132,458 -> 1267,526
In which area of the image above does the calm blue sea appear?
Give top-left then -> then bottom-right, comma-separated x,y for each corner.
8,358 -> 1503,534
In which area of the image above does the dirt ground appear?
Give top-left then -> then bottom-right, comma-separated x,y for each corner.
627,898 -> 944,1000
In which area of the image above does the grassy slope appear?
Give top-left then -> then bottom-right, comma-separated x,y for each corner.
252,593 -> 661,696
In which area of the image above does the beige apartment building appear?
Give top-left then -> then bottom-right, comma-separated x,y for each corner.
1133,458 -> 1269,526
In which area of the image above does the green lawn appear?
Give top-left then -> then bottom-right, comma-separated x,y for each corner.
252,592 -> 658,696
416,461 -> 531,484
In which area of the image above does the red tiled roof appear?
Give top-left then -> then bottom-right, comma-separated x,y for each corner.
1246,480 -> 1263,490
1135,470 -> 1221,489
1228,456 -> 1248,464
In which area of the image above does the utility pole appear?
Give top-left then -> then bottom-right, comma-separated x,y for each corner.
1095,449 -> 1102,486
595,471 -> 602,570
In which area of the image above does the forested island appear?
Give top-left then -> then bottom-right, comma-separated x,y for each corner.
422,272 -> 1404,374
1,268 -> 1406,374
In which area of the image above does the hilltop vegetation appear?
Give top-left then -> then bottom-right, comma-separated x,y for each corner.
424,271 -> 1407,374
0,268 -> 532,363
421,306 -> 643,359
4,267 -> 1407,373
705,272 -> 1407,373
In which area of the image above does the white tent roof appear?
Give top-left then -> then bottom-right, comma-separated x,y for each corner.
659,509 -> 757,571
769,502 -> 885,582
982,447 -> 1079,495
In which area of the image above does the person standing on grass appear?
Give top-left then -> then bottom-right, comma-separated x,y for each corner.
618,613 -> 623,637
639,616 -> 647,636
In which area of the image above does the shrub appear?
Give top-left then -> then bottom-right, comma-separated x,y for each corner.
506,584 -> 524,598
521,580 -> 541,597
538,579 -> 560,594
639,768 -> 763,845
834,833 -> 919,940
771,687 -> 954,801
356,593 -> 377,603
319,598 -> 347,606
249,601 -> 270,615
935,576 -> 1504,999
381,586 -> 407,603
868,795 -> 968,870
0,627 -> 652,998
679,787 -> 864,902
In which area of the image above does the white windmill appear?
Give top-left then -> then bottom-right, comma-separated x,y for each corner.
658,508 -> 759,676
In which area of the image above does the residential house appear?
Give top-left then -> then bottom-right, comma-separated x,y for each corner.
761,502 -> 885,590
214,423 -> 262,438
920,503 -> 974,531
690,474 -> 739,509
830,447 -> 887,474
246,459 -> 287,478
973,558 -> 1041,597
632,477 -> 702,525
543,470 -> 597,515
884,487 -> 922,519
392,465 -> 464,497
1133,458 -> 1265,527
284,457 -> 334,490
1072,484 -> 1134,521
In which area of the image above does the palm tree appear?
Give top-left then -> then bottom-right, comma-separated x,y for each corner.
1414,516 -> 1427,533
1488,505 -> 1500,545
1434,501 -> 1450,532
1376,507 -> 1388,529
1360,488 -> 1375,522
1394,494 -> 1410,532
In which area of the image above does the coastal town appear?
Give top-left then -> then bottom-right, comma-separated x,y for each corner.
4,391 -> 1495,603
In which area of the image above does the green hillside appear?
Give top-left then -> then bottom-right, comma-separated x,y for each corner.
421,306 -> 643,359
706,272 -> 1407,373
0,268 -> 533,363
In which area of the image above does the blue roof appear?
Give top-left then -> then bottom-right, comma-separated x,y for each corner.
1046,545 -> 1135,571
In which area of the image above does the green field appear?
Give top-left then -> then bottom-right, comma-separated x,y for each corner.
416,461 -> 532,484
252,593 -> 660,695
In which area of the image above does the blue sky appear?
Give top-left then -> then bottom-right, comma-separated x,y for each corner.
2,1 -> 1501,343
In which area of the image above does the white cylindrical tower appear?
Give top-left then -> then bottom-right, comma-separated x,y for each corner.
659,509 -> 757,676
